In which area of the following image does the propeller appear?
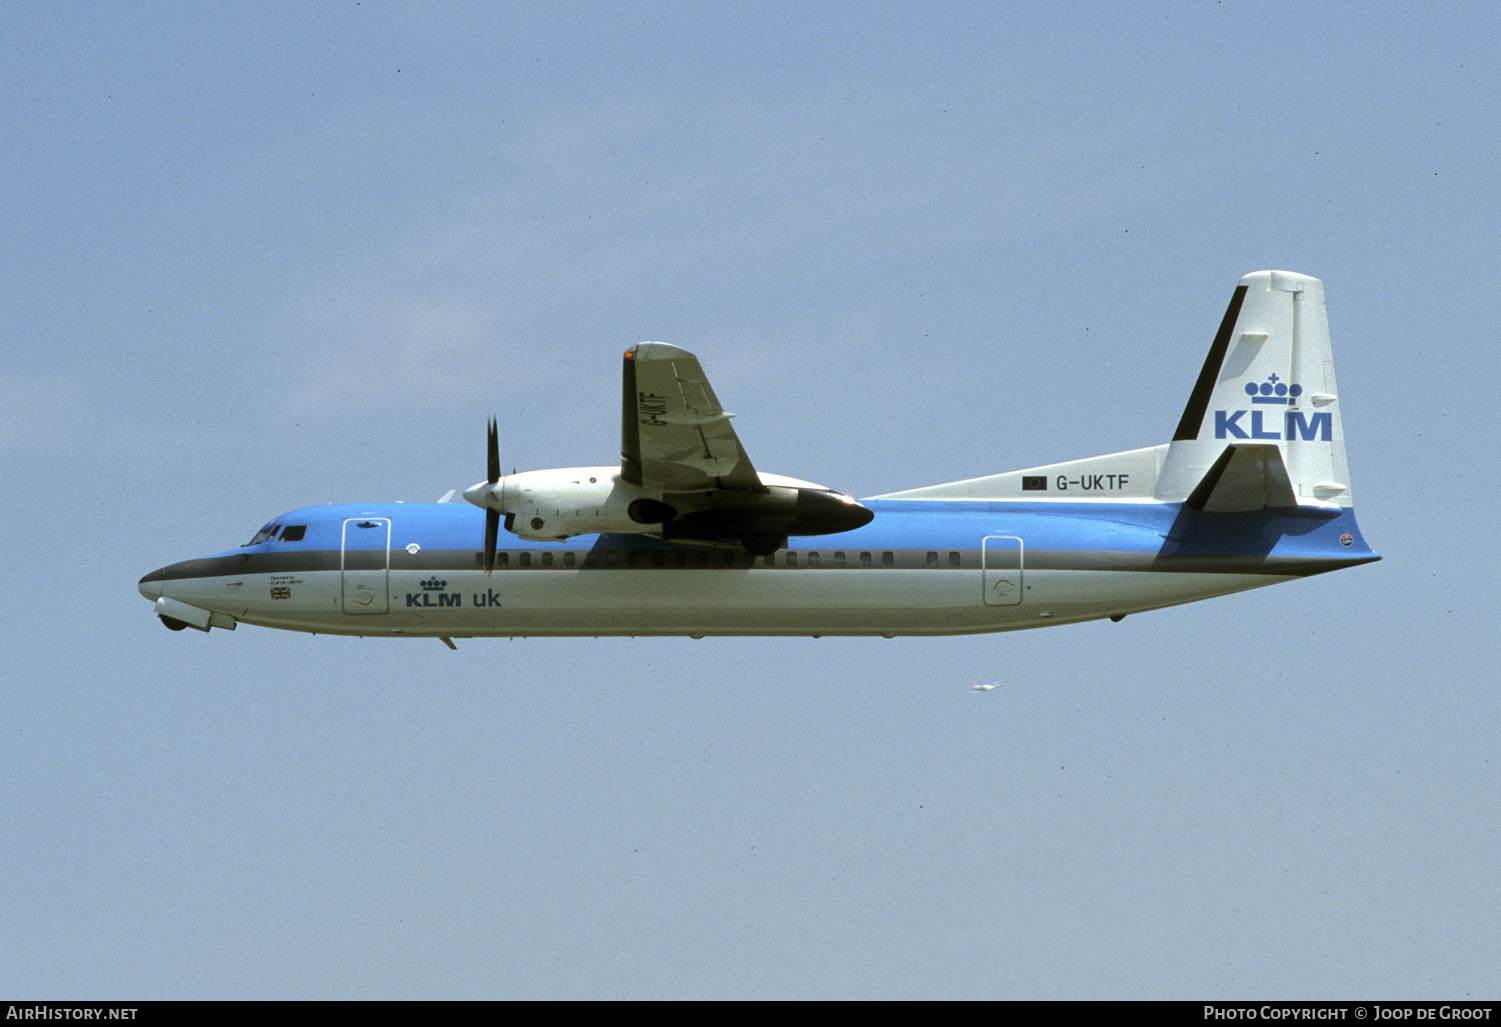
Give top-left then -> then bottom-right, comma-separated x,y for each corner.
484,418 -> 500,576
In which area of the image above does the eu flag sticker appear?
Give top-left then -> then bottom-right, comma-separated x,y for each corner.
1022,476 -> 1047,491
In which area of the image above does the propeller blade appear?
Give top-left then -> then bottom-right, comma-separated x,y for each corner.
482,417 -> 501,574
487,417 -> 500,485
484,508 -> 500,576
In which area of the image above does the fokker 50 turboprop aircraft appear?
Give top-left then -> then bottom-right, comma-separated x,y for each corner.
140,271 -> 1378,646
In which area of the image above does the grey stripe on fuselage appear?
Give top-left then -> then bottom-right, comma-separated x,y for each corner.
139,545 -> 1367,583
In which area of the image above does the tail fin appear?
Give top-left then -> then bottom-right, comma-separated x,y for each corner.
1156,271 -> 1354,508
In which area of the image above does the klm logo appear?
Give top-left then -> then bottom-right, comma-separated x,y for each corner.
1215,409 -> 1332,441
406,578 -> 460,608
407,592 -> 461,607
1246,373 -> 1301,405
1215,375 -> 1331,441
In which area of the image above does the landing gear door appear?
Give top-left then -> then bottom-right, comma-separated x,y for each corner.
342,517 -> 391,614
983,535 -> 1023,606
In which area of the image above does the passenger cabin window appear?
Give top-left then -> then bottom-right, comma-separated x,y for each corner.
461,546 -> 931,570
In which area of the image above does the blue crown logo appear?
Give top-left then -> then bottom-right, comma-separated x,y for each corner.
1245,373 -> 1303,405
421,578 -> 448,591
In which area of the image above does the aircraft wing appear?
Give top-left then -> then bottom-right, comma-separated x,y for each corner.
620,343 -> 764,493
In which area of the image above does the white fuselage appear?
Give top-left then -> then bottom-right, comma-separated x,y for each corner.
138,498 -> 1372,640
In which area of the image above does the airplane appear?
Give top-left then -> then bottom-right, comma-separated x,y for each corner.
139,270 -> 1379,646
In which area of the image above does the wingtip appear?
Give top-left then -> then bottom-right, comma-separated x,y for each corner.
631,341 -> 692,361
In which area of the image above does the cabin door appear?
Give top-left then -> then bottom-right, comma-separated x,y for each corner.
982,535 -> 1024,606
341,517 -> 391,614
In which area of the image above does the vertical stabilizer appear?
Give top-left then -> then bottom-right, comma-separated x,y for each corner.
1156,271 -> 1353,508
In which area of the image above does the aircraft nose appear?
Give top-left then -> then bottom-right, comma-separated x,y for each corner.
138,568 -> 166,601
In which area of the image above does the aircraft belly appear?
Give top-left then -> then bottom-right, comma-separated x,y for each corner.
282,565 -> 1292,637
392,569 -> 980,635
220,567 -> 966,636
159,558 -> 1297,638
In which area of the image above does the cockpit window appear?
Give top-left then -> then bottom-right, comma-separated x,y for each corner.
244,523 -> 307,546
245,524 -> 281,546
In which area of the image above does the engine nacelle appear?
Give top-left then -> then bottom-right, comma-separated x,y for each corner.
462,467 -> 873,548
467,467 -> 671,541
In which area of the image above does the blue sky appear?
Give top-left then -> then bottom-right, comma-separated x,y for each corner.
3,1 -> 1497,999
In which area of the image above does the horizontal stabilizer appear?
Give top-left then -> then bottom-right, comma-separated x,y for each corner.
1184,443 -> 1298,512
